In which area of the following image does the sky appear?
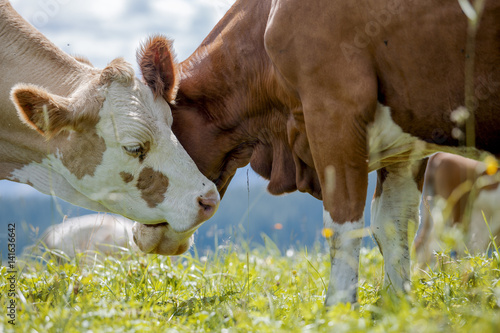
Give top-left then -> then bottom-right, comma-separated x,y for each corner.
10,0 -> 235,68
2,0 -> 270,198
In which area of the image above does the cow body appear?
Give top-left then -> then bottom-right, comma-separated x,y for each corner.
139,0 -> 500,305
36,214 -> 138,258
415,153 -> 500,265
0,1 -> 219,253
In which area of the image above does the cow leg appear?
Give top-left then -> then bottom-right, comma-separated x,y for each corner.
298,106 -> 370,307
371,159 -> 427,295
296,101 -> 372,307
293,95 -> 375,307
323,208 -> 364,306
265,3 -> 379,305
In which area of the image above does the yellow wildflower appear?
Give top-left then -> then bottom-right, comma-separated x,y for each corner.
322,228 -> 334,238
485,155 -> 498,176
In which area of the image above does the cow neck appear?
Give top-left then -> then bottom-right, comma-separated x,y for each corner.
176,0 -> 302,195
0,4 -> 93,95
179,0 -> 295,139
0,3 -> 97,178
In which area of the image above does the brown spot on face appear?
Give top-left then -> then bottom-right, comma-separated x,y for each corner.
136,167 -> 169,208
120,171 -> 134,183
59,125 -> 106,179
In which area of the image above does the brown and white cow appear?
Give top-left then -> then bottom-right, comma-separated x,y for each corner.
0,1 -> 219,254
34,214 -> 138,258
415,153 -> 500,266
136,0 -> 500,305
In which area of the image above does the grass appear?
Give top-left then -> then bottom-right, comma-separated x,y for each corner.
1,240 -> 500,333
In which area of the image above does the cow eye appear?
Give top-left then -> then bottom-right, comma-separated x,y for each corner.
123,141 -> 150,162
123,145 -> 143,156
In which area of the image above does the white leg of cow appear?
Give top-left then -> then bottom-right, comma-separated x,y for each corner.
371,161 -> 424,295
323,208 -> 364,306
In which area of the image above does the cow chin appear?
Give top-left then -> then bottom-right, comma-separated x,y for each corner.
131,222 -> 194,256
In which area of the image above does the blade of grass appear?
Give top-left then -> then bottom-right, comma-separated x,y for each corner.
481,210 -> 499,261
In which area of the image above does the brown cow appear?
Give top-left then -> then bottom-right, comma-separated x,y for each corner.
0,1 -> 220,253
415,153 -> 500,266
135,0 -> 500,305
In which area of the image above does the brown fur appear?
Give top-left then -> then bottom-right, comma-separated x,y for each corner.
137,35 -> 179,103
415,153 -> 500,260
12,85 -> 72,136
143,0 -> 500,223
120,171 -> 134,183
165,0 -> 305,198
420,153 -> 498,228
11,84 -> 102,138
73,55 -> 93,67
59,126 -> 106,179
136,167 -> 169,208
99,58 -> 135,86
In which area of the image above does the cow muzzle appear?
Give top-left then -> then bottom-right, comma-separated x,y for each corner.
197,189 -> 220,223
132,222 -> 194,255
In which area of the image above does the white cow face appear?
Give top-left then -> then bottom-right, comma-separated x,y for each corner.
10,58 -> 219,236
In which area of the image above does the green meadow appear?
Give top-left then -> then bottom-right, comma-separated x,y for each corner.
1,240 -> 500,332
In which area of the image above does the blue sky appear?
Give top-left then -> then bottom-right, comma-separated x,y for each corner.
2,0 -> 271,198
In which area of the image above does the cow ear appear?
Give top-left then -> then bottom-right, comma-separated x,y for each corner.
11,84 -> 78,138
137,35 -> 179,103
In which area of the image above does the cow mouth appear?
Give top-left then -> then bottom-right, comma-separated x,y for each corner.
132,222 -> 168,252
147,221 -> 169,227
131,221 -> 194,255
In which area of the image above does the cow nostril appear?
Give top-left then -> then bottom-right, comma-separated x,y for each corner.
198,197 -> 217,212
197,190 -> 220,220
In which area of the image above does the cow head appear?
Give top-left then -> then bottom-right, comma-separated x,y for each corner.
138,35 -> 302,200
10,54 -> 219,255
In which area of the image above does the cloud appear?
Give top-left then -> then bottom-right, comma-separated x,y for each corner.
10,0 -> 235,69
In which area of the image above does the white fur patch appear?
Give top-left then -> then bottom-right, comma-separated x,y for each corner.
10,158 -> 109,212
371,162 -> 421,294
367,104 -> 428,171
366,104 -> 487,171
323,209 -> 364,306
